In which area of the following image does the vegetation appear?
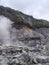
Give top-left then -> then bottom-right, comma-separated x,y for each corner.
0,6 -> 49,29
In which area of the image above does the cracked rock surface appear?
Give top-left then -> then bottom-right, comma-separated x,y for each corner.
0,28 -> 49,65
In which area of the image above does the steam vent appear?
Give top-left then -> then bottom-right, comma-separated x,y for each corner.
0,6 -> 49,65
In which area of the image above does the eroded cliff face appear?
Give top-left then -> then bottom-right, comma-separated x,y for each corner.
0,25 -> 49,65
0,6 -> 49,65
10,26 -> 42,46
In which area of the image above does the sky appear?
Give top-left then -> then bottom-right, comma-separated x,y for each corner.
0,0 -> 49,21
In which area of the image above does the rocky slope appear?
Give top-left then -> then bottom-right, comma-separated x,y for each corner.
0,6 -> 49,65
0,26 -> 49,65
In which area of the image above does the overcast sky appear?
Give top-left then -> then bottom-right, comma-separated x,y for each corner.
0,0 -> 49,21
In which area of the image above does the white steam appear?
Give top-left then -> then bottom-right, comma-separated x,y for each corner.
0,16 -> 13,46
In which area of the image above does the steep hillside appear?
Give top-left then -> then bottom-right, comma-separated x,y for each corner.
0,6 -> 49,29
1,6 -> 49,65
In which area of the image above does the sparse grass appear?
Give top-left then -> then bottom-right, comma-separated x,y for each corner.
0,6 -> 49,29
